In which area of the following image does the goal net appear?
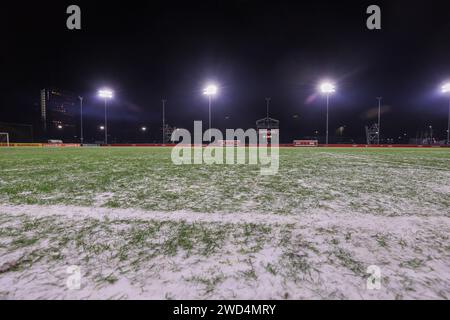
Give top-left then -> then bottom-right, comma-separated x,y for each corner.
0,133 -> 9,147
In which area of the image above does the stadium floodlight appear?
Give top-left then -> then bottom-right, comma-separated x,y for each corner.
203,84 -> 218,141
203,84 -> 218,96
99,125 -> 105,130
320,82 -> 336,94
319,81 -> 336,144
441,82 -> 450,144
98,89 -> 113,99
441,82 -> 450,93
98,88 -> 114,145
141,126 -> 147,131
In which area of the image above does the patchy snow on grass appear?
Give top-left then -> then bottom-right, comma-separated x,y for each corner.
1,147 -> 449,216
0,147 -> 448,299
93,192 -> 115,206
0,204 -> 448,300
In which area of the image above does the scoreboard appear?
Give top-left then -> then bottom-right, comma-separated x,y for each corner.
259,129 -> 279,144
293,140 -> 318,147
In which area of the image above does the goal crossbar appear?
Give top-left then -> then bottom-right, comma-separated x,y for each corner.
0,132 -> 9,147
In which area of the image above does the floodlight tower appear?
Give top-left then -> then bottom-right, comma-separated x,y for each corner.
98,88 -> 113,145
441,82 -> 450,145
203,84 -> 218,141
319,81 -> 336,145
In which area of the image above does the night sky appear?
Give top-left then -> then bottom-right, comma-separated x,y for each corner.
2,0 -> 450,143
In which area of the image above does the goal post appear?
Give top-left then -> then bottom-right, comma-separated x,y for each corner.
0,132 -> 9,147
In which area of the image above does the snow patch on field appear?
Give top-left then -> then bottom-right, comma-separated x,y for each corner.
0,148 -> 448,299
93,192 -> 115,206
0,204 -> 449,300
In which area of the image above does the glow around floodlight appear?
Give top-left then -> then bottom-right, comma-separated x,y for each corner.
99,126 -> 105,130
141,126 -> 147,131
203,84 -> 218,96
98,88 -> 114,99
441,82 -> 450,93
320,81 -> 336,94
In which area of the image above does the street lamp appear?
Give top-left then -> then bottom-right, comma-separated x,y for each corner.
78,96 -> 83,145
98,88 -> 113,145
429,125 -> 433,144
319,81 -> 336,145
441,82 -> 450,144
376,97 -> 382,144
162,99 -> 166,144
203,84 -> 218,141
99,125 -> 105,130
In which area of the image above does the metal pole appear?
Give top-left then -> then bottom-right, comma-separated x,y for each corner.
430,126 -> 433,144
266,97 -> 271,119
447,98 -> 450,145
104,99 -> 108,145
326,94 -> 329,145
79,96 -> 83,145
208,95 -> 212,141
162,99 -> 166,144
377,97 -> 382,144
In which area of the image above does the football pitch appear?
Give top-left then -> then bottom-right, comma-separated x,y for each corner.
0,147 -> 449,299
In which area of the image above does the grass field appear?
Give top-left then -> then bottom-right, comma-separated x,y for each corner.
0,147 -> 449,299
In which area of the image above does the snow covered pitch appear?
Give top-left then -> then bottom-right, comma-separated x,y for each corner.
0,147 -> 449,299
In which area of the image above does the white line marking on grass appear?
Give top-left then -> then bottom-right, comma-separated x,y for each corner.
0,204 -> 300,225
0,204 -> 449,233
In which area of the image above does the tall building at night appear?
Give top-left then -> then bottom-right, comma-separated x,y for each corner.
40,89 -> 78,142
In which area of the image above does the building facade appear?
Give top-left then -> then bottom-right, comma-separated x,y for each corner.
40,89 -> 78,142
